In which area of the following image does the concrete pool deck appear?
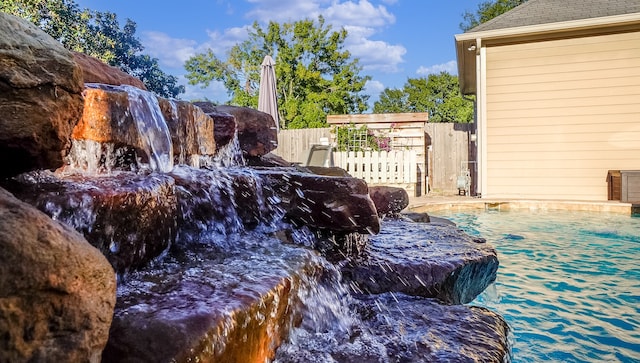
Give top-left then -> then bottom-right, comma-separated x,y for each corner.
407,194 -> 639,215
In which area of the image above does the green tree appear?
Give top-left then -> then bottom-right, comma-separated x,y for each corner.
85,13 -> 184,98
0,0 -> 91,50
1,0 -> 184,98
373,88 -> 407,114
460,0 -> 528,31
185,16 -> 370,129
373,72 -> 473,123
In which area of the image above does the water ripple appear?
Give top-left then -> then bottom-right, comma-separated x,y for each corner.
435,210 -> 640,363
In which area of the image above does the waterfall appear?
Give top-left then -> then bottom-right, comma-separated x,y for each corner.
212,133 -> 245,168
121,85 -> 174,173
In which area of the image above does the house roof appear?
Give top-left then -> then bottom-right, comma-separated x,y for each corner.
468,0 -> 640,33
455,0 -> 640,95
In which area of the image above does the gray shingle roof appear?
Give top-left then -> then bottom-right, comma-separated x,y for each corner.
467,0 -> 640,33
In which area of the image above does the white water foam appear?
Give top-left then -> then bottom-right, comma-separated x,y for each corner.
122,85 -> 174,173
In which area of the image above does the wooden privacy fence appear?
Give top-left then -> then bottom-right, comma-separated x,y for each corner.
273,123 -> 473,195
333,150 -> 418,188
274,128 -> 332,164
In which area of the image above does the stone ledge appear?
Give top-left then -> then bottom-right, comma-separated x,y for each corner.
102,237 -> 323,362
341,219 -> 498,304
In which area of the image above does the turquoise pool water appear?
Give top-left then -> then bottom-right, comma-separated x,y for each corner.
432,209 -> 640,363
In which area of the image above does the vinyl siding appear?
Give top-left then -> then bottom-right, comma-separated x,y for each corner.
484,31 -> 640,200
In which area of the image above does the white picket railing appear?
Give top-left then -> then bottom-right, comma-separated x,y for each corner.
333,150 -> 417,185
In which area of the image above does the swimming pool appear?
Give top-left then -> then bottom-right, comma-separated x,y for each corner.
432,209 -> 640,363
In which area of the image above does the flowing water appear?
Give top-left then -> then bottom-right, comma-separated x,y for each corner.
120,85 -> 174,172
22,82 -> 512,361
432,209 -> 640,363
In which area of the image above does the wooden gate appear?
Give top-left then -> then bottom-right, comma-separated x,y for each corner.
334,150 -> 418,191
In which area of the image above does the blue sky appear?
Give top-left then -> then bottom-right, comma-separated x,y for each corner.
75,0 -> 485,105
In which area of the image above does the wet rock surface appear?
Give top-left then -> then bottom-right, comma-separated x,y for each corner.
72,51 -> 146,90
246,153 -> 294,168
254,168 -> 380,235
368,186 -> 409,217
72,84 -> 174,172
214,105 -> 278,157
4,171 -> 178,275
72,85 -> 150,149
400,211 -> 431,223
158,99 -> 216,165
192,101 -> 237,151
0,13 -> 84,177
354,294 -> 510,362
0,187 -> 116,362
275,293 -> 510,363
103,234 -> 323,363
341,219 -> 498,304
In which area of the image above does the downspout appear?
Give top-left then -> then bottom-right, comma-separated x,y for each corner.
463,93 -> 478,196
476,38 -> 487,199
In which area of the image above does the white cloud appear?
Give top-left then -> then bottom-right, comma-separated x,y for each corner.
323,0 -> 395,28
245,0 -> 321,23
363,79 -> 385,108
365,79 -> 385,94
416,60 -> 458,76
142,32 -> 198,69
140,26 -> 250,71
322,1 -> 402,74
203,26 -> 252,55
344,25 -> 405,73
179,76 -> 229,102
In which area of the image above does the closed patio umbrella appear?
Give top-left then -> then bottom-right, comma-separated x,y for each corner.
258,55 -> 280,132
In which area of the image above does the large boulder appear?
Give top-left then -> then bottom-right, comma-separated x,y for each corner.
72,51 -> 146,89
254,169 -> 380,235
0,187 -> 116,362
103,237 -> 322,363
356,294 -> 510,362
214,105 -> 278,157
72,84 -> 140,146
368,186 -> 409,216
246,152 -> 294,168
4,171 -> 178,275
158,99 -> 216,166
192,102 -> 237,151
275,293 -> 510,362
342,219 -> 498,304
71,84 -> 173,171
0,13 -> 84,178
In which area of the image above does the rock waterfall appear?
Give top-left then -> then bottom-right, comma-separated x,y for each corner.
0,13 -> 509,363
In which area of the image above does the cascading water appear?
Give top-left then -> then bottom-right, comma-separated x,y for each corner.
5,80 -> 509,362
119,84 -> 174,172
213,135 -> 245,168
74,84 -> 174,173
66,139 -> 141,174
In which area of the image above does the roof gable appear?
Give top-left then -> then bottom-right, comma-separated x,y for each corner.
468,0 -> 640,33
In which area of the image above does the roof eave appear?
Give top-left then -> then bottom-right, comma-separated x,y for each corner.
455,37 -> 477,95
454,12 -> 640,96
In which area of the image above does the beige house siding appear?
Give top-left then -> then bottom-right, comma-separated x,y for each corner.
484,31 -> 640,200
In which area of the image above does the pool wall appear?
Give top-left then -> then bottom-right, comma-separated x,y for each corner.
409,198 -> 637,215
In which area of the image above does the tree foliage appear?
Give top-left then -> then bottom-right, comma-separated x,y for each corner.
1,0 -> 184,98
373,72 -> 473,123
460,0 -> 528,31
185,16 -> 370,129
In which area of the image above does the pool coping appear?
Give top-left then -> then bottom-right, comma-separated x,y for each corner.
407,196 -> 639,215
